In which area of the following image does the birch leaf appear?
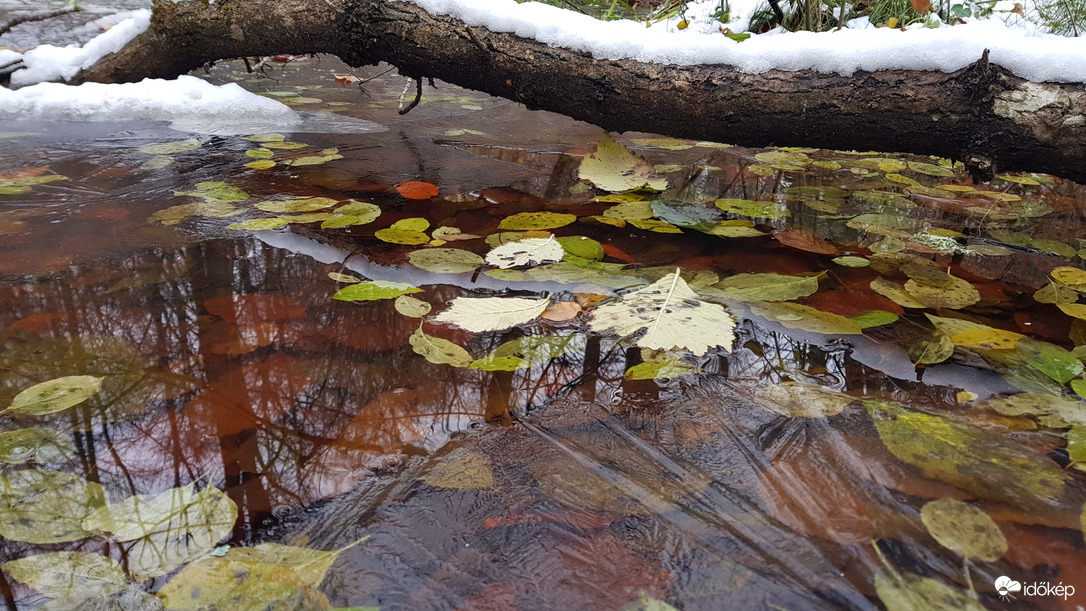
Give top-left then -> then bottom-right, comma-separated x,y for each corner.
578,133 -> 668,192
408,248 -> 484,274
434,297 -> 550,333
588,271 -> 735,357
332,281 -> 421,302
920,498 -> 1007,562
485,237 -> 564,269
409,327 -> 472,367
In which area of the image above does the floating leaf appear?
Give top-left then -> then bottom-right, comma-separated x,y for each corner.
226,218 -> 288,231
715,198 -> 789,219
244,160 -> 276,170
408,248 -> 484,274
375,227 -> 429,245
498,211 -> 577,231
1058,303 -> 1086,320
280,213 -> 333,226
1016,338 -> 1083,384
284,150 -> 343,167
865,400 -> 1065,502
82,484 -> 237,580
747,301 -> 864,335
625,359 -> 699,380
260,141 -> 308,150
849,310 -> 899,328
149,201 -> 238,225
422,450 -> 494,489
950,327 -> 1024,350
434,297 -> 550,333
255,197 -> 337,213
1,551 -> 125,602
906,161 -> 955,177
588,272 -> 735,357
0,427 -> 75,464
328,272 -> 361,283
557,236 -> 605,261
712,273 -> 819,302
485,237 -> 564,269
602,200 -> 655,221
157,542 -> 352,611
578,133 -> 668,192
904,275 -> 980,309
394,295 -> 431,318
541,301 -> 583,321
243,133 -> 285,142
139,138 -> 200,155
754,382 -> 855,418
409,327 -> 473,367
982,392 -> 1086,428
870,278 -> 927,309
332,281 -> 421,302
629,219 -> 683,233
469,355 -> 526,371
906,333 -> 955,365
833,256 -> 869,267
483,332 -> 585,369
0,469 -> 105,543
245,148 -> 274,159
920,498 -> 1007,562
1052,267 -> 1086,290
174,182 -> 249,203
633,137 -> 692,150
1072,380 -> 1086,401
4,375 -> 103,416
1034,282 -> 1079,305
396,180 -> 440,200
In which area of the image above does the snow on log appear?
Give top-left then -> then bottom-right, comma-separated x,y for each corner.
72,0 -> 1086,183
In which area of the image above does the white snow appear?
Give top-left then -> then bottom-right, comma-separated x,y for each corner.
9,10 -> 151,87
401,0 -> 1086,83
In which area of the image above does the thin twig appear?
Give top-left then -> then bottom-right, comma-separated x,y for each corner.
0,5 -> 80,38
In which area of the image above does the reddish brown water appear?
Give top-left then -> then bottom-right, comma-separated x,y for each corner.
1,58 -> 1085,610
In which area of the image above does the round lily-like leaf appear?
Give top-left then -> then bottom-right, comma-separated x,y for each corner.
394,295 -> 432,318
5,376 -> 104,416
498,212 -> 577,231
409,248 -> 484,274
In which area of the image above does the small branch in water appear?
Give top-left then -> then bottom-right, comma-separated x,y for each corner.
0,5 -> 81,38
398,76 -> 423,115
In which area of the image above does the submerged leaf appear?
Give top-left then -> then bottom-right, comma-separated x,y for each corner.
920,498 -> 1007,562
588,272 -> 735,357
409,248 -> 484,274
874,571 -> 985,611
139,138 -> 200,155
865,400 -> 1064,502
157,542 -> 351,611
434,297 -> 550,333
747,301 -> 864,335
422,450 -> 494,489
578,133 -> 668,192
4,375 -> 103,416
754,382 -> 855,418
712,273 -> 819,302
0,427 -> 75,464
624,359 -> 699,380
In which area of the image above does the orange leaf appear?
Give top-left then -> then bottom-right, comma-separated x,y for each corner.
541,301 -> 582,322
1,166 -> 49,179
910,0 -> 931,12
334,74 -> 361,84
396,180 -> 439,200
601,243 -> 637,264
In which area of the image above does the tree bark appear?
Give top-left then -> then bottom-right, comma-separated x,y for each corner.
73,0 -> 1086,183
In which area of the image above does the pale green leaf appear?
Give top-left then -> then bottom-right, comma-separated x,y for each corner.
849,310 -> 899,329
602,200 -> 655,221
754,382 -> 855,418
226,218 -> 288,231
485,237 -> 564,269
245,148 -> 274,159
981,392 -> 1086,428
624,359 -> 699,380
920,498 -> 1007,562
255,197 -> 337,213
394,295 -> 432,318
906,333 -> 955,365
556,236 -> 604,261
747,301 -> 864,335
332,281 -> 421,301
83,484 -> 237,580
578,133 -> 668,192
832,256 -> 869,267
408,248 -> 485,274
0,470 -> 106,543
409,327 -> 472,367
588,272 -> 735,357
874,570 -> 985,611
140,155 -> 175,170
421,450 -> 494,490
433,297 -> 549,333
1,551 -> 125,602
328,272 -> 361,283
715,198 -> 789,219
4,375 -> 103,416
1016,338 -> 1084,384
374,228 -> 430,245
139,139 -> 200,155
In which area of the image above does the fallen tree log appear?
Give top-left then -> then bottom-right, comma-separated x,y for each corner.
73,0 -> 1086,183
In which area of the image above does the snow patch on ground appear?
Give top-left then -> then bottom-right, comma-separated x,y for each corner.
401,0 -> 1086,83
8,9 -> 151,86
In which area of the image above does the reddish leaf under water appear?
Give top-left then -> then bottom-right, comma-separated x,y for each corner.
774,229 -> 838,255
397,180 -> 440,200
601,243 -> 637,264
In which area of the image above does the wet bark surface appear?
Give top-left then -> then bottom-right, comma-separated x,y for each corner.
71,0 -> 1086,183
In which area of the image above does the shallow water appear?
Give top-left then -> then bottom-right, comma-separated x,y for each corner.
1,55 -> 1086,610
